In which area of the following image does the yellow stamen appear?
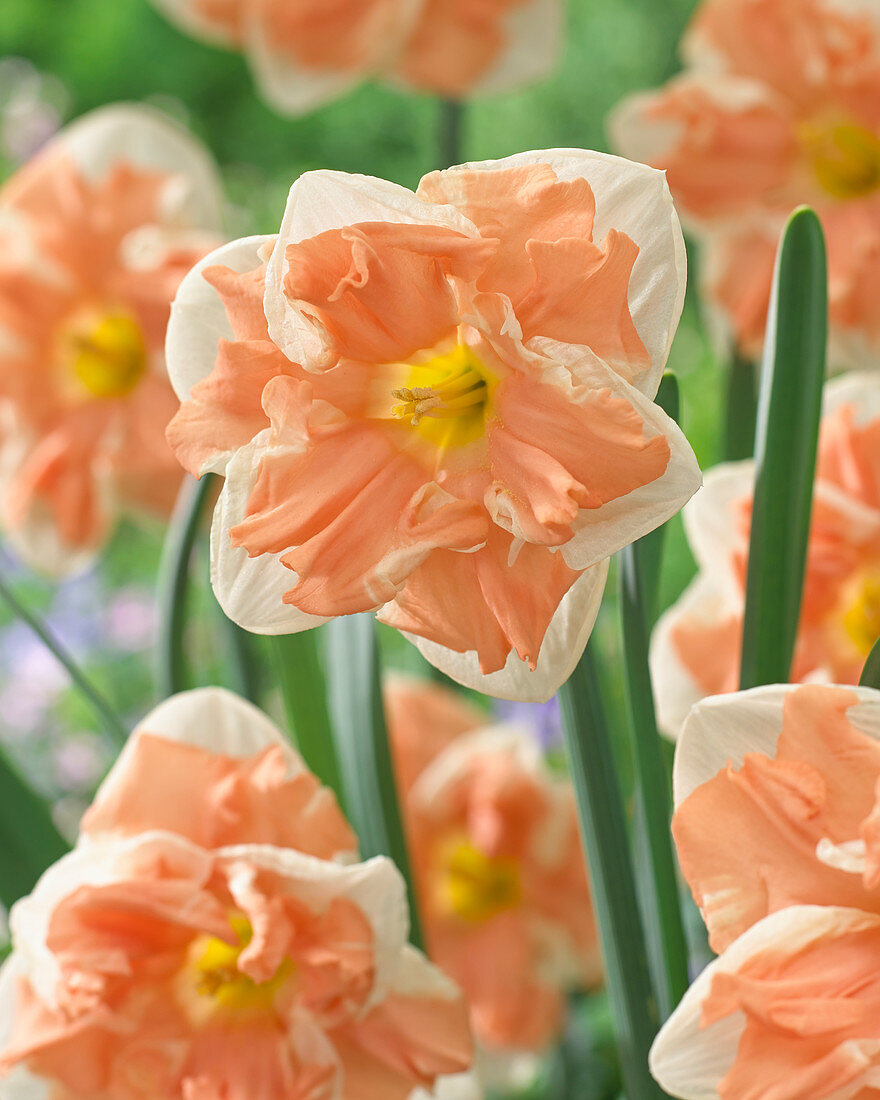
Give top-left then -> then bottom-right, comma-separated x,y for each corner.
69,312 -> 147,399
841,571 -> 880,656
800,119 -> 880,201
389,343 -> 494,448
437,839 -> 521,924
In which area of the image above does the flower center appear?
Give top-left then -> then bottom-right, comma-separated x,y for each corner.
183,915 -> 291,1021
67,311 -> 147,399
841,570 -> 880,656
390,343 -> 494,449
437,839 -> 521,924
800,119 -> 880,200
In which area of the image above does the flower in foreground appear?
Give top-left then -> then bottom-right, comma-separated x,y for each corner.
0,687 -> 473,1099
611,0 -> 880,365
166,151 -> 701,700
0,103 -> 224,575
651,681 -> 880,1099
147,0 -> 562,114
651,372 -> 880,736
385,678 -> 601,1054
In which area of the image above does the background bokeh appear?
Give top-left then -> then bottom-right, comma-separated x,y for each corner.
0,0 -> 715,835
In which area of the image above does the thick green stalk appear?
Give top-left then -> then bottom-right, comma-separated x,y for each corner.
740,208 -> 827,689
559,647 -> 667,1100
325,614 -> 423,949
155,473 -> 216,699
0,746 -> 69,907
723,352 -> 757,461
272,631 -> 343,802
0,570 -> 127,747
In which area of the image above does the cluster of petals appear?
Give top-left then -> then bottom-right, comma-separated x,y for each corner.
385,678 -> 601,1055
651,372 -> 880,736
611,0 -> 880,365
146,0 -> 562,114
652,681 -> 880,1100
0,687 -> 473,1100
0,103 -> 224,575
165,150 -> 701,701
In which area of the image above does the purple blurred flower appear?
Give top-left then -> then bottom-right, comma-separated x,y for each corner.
105,587 -> 156,652
0,58 -> 67,165
493,695 -> 563,751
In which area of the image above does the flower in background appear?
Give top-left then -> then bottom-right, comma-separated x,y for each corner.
0,687 -> 473,1098
611,0 -> 880,366
651,373 -> 880,736
651,681 -> 880,1099
0,103 -> 225,575
0,58 -> 67,166
385,678 -> 601,1055
147,0 -> 562,114
166,152 -> 700,700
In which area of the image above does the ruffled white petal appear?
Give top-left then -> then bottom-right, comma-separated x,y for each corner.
166,234 -> 273,403
264,169 -> 480,368
210,435 -> 330,635
672,682 -> 880,806
449,148 -> 687,398
650,905 -> 880,1099
54,103 -> 225,231
400,557 -> 609,702
649,572 -> 736,739
682,460 -> 753,603
823,370 -> 880,425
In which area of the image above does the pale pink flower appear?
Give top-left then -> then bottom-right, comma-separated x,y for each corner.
610,0 -> 880,365
385,678 -> 601,1054
651,372 -> 880,737
147,0 -> 561,114
651,681 -> 880,1099
165,152 -> 701,700
0,687 -> 473,1099
0,104 -> 224,574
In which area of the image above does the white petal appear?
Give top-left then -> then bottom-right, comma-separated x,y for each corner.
166,234 -> 273,404
649,572 -> 736,740
146,0 -> 239,46
210,436 -> 329,635
401,557 -> 609,702
682,460 -> 754,603
823,370 -> 880,425
448,148 -> 687,398
53,103 -> 225,231
650,905 -> 880,1099
264,170 -> 480,368
0,955 -> 53,1096
410,1070 -> 484,1100
672,683 -> 880,807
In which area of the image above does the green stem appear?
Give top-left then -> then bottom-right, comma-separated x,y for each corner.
155,473 -> 216,699
559,646 -> 667,1100
0,570 -> 128,747
619,545 -> 689,1020
740,208 -> 827,689
325,614 -> 423,949
271,631 -> 343,801
723,352 -> 757,462
439,99 -> 464,168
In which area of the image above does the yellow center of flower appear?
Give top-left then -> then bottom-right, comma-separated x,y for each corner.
437,839 -> 521,924
182,915 -> 292,1022
842,570 -> 880,656
68,311 -> 147,399
800,119 -> 880,200
391,343 -> 495,449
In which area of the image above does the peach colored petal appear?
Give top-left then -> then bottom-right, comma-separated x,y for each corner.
674,684 -> 880,953
486,373 -> 670,546
669,608 -> 742,699
81,733 -> 356,859
282,222 -> 495,368
702,224 -> 777,358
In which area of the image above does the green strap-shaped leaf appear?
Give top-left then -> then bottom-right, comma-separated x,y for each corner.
860,636 -> 880,690
723,351 -> 757,462
740,207 -> 827,689
619,375 -> 689,1022
559,646 -> 667,1100
272,631 -> 344,806
0,747 -> 68,908
325,614 -> 423,948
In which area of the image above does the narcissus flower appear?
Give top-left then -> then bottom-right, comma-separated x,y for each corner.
651,682 -> 880,1099
385,678 -> 601,1053
0,104 -> 224,574
147,0 -> 562,114
611,0 -> 880,365
166,152 -> 701,700
652,373 -> 880,736
0,687 -> 473,1099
